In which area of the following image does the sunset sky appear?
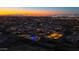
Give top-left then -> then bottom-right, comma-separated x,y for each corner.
0,7 -> 79,16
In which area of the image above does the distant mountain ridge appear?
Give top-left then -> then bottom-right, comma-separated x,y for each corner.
54,14 -> 79,17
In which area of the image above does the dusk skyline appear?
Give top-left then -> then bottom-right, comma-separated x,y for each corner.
0,7 -> 79,16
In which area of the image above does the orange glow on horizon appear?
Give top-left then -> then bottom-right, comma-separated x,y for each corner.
0,8 -> 63,16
